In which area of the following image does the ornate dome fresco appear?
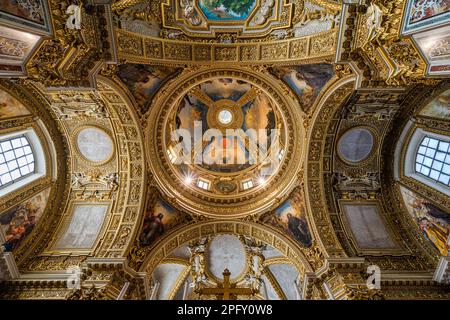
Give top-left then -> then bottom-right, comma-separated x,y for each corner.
1,0 -> 450,303
170,77 -> 281,176
147,68 -> 304,218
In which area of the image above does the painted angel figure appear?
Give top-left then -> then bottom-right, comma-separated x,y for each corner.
188,237 -> 210,288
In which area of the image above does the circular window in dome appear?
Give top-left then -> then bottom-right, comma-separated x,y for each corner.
218,109 -> 233,125
76,127 -> 114,163
338,128 -> 374,163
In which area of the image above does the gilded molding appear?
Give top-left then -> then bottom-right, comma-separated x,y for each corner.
116,28 -> 338,65
145,66 -> 305,218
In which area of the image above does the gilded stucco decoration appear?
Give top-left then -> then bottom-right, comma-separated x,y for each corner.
0,80 -> 70,269
14,77 -> 147,272
337,0 -> 436,87
145,66 -> 306,218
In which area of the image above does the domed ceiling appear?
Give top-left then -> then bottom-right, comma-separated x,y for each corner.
1,0 -> 449,302
158,0 -> 293,37
147,69 -> 304,218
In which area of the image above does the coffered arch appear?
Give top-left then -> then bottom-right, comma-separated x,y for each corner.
304,75 -> 356,259
389,83 -> 450,262
11,76 -> 148,271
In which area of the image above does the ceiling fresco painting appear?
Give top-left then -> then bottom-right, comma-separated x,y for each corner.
270,63 -> 334,112
419,88 -> 450,120
0,24 -> 42,76
160,0 -> 293,36
400,186 -> 450,257
0,88 -> 30,119
262,191 -> 312,248
117,64 -> 182,113
139,198 -> 192,247
0,0 -> 449,303
172,77 -> 277,173
412,25 -> 450,75
402,0 -> 450,34
0,0 -> 52,34
0,0 -> 46,25
0,187 -> 50,252
198,0 -> 257,20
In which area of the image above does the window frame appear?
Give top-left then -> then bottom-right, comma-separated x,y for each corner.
404,128 -> 450,196
0,128 -> 46,198
0,134 -> 36,188
242,179 -> 254,190
414,136 -> 450,187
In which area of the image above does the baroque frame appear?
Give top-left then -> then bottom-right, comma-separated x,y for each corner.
336,125 -> 379,166
134,220 -> 313,278
71,124 -> 116,167
145,65 -> 306,218
160,0 -> 294,37
400,0 -> 450,35
337,199 -> 403,256
46,200 -> 112,254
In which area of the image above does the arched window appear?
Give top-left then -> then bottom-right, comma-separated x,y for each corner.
0,135 -> 35,188
398,126 -> 450,196
415,136 -> 450,186
0,128 -> 46,197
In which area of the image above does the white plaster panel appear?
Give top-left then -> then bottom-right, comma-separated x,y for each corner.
54,204 -> 108,249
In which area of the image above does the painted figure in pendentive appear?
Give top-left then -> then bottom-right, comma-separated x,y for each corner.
412,198 -> 450,256
140,212 -> 165,245
418,217 -> 449,256
287,213 -> 312,247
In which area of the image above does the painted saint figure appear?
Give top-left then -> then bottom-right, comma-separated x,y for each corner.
412,198 -> 450,256
401,186 -> 450,257
1,189 -> 49,252
287,213 -> 312,247
418,217 -> 449,256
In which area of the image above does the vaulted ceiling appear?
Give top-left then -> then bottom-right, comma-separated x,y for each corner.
0,0 -> 449,300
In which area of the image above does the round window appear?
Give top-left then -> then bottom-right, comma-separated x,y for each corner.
338,128 -> 374,163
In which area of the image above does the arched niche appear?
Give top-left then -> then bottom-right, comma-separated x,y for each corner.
133,220 -> 314,281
